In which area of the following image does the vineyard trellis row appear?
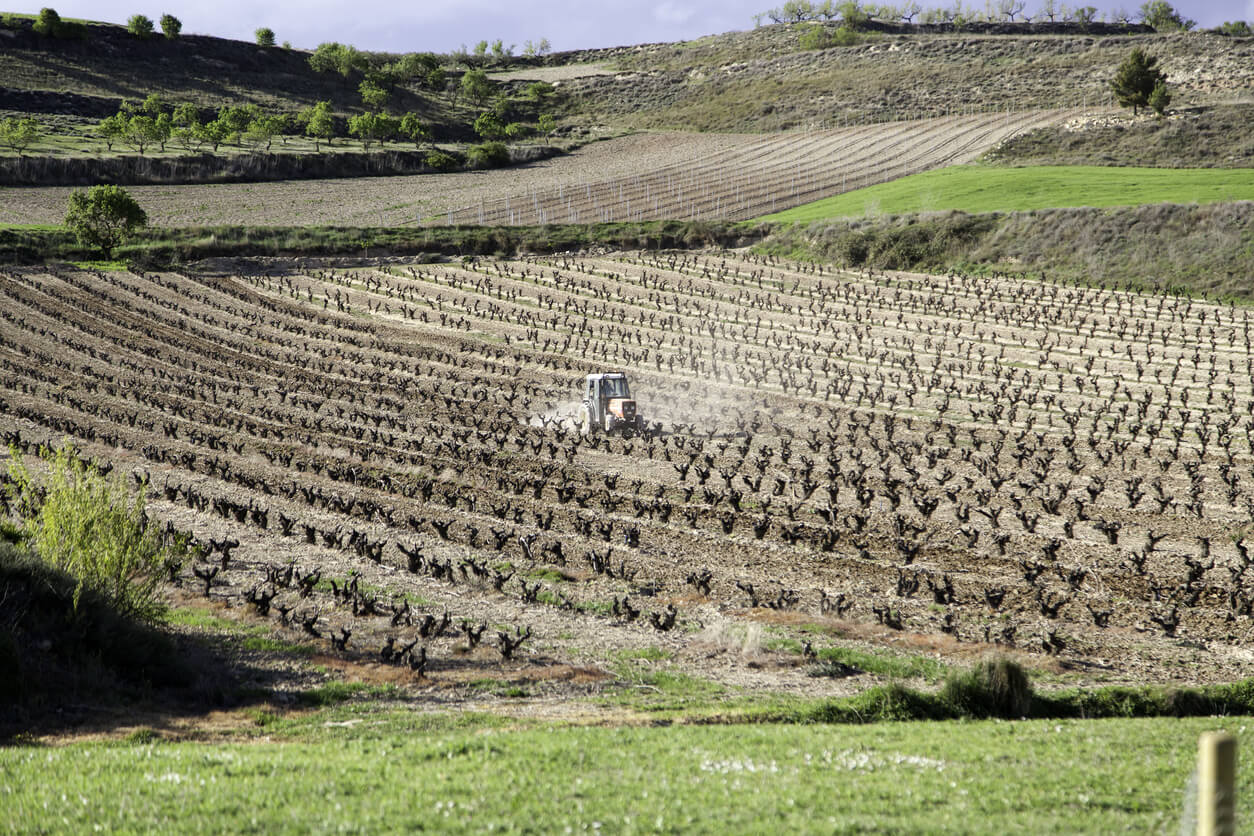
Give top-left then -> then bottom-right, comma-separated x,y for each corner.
2,253 -> 1253,690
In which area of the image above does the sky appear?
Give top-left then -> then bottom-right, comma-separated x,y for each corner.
11,1 -> 1251,53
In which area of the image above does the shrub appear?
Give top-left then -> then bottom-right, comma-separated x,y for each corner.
425,150 -> 458,171
466,140 -> 509,169
159,13 -> 180,38
1213,20 -> 1252,36
940,657 -> 1033,718
255,27 -> 275,47
127,14 -> 154,39
6,444 -> 166,623
64,184 -> 148,258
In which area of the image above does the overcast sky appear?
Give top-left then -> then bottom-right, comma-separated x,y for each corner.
11,1 -> 1251,53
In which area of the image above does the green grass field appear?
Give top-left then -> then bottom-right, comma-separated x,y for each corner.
1,711 -> 1246,833
757,165 -> 1254,224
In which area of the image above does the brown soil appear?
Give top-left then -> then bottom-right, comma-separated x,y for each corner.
4,251 -> 1254,738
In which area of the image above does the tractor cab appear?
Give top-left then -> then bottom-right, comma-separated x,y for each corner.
581,373 -> 642,435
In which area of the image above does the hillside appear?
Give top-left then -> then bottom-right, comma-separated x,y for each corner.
4,15 -> 1253,136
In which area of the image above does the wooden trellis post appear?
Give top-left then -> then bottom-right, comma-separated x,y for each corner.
1197,732 -> 1237,836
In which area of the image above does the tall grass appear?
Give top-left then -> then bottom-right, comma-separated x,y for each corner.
6,443 -> 167,622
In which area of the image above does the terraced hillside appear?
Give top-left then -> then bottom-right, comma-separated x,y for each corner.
0,109 -> 1074,227
5,254 -> 1254,704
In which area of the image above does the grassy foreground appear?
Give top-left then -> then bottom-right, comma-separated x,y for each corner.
1,712 -> 1247,833
757,165 -> 1254,223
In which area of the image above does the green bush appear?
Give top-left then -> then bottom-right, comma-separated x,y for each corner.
255,27 -> 275,47
32,7 -> 60,35
6,443 -> 167,622
65,185 -> 148,259
28,7 -> 84,38
940,657 -> 1032,718
425,150 -> 458,171
466,141 -> 509,169
159,13 -> 180,39
127,14 -> 154,39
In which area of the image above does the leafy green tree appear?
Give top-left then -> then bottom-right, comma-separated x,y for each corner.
1138,0 -> 1194,30
522,38 -> 551,56
0,116 -> 42,155
97,112 -> 126,151
154,112 -> 172,151
426,67 -> 447,91
141,92 -> 165,117
399,113 -> 431,148
359,79 -> 389,110
309,42 -> 367,76
127,14 -> 154,39
244,114 -> 286,151
1111,48 -> 1166,115
255,27 -> 275,46
490,39 -> 513,62
122,115 -> 162,154
32,7 -> 62,36
348,112 -> 398,150
473,111 -> 505,140
64,185 -> 148,259
461,68 -> 493,106
1073,5 -> 1098,23
216,104 -> 261,145
196,117 -> 233,152
304,100 -> 335,149
172,102 -> 200,128
537,113 -> 556,143
171,124 -> 204,153
159,13 -> 181,38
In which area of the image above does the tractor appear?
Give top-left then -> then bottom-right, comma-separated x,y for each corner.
579,372 -> 643,435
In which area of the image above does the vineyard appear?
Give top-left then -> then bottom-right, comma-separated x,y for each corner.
429,109 -> 1073,225
0,110 -> 1076,230
4,252 -> 1254,702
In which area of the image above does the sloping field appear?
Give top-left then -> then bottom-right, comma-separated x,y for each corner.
4,253 -> 1254,705
428,109 -> 1076,226
0,111 -> 1074,229
758,165 -> 1254,222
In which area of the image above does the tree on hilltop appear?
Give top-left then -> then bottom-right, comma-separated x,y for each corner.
255,27 -> 275,47
1137,0 -> 1194,31
127,14 -> 154,39
1111,48 -> 1167,115
159,13 -> 181,39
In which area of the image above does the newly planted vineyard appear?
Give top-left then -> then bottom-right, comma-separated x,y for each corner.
430,109 -> 1075,226
2,253 -> 1252,697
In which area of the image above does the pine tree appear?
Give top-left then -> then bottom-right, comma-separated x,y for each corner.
1110,48 -> 1166,116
